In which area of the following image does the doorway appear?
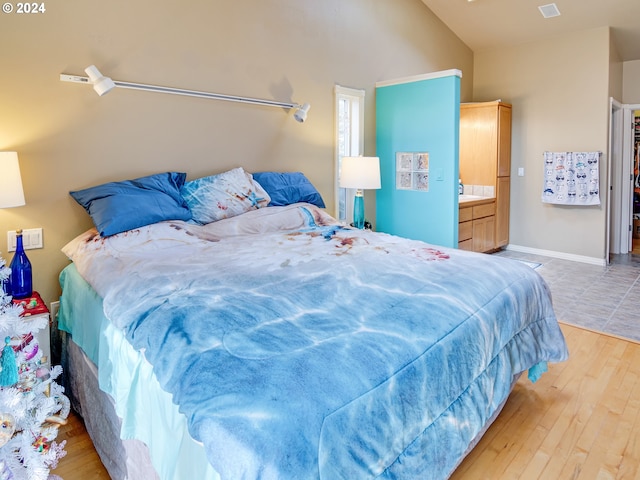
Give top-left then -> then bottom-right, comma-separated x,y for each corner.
632,109 -> 640,254
609,98 -> 640,258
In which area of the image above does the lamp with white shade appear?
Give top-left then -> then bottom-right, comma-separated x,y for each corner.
339,156 -> 381,229
0,152 -> 31,298
0,152 -> 25,209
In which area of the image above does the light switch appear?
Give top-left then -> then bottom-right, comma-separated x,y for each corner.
518,167 -> 525,177
7,228 -> 43,252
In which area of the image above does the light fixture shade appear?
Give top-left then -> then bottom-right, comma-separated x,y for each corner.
294,103 -> 311,123
93,76 -> 116,96
339,156 -> 381,190
84,65 -> 115,96
84,65 -> 103,82
0,152 -> 25,208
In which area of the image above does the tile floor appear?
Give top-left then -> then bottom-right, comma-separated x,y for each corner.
493,249 -> 640,342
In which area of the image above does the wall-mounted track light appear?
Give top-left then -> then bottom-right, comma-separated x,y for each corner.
60,65 -> 311,123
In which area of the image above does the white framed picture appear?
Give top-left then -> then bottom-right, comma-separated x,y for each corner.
396,152 -> 429,191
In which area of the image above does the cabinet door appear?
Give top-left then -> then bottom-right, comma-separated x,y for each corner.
459,220 -> 473,242
458,239 -> 474,251
495,177 -> 510,248
473,216 -> 496,253
459,105 -> 498,186
497,105 -> 512,177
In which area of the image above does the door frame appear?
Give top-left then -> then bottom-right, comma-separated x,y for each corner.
609,98 -> 640,257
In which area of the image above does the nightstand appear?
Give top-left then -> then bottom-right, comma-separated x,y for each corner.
12,291 -> 51,361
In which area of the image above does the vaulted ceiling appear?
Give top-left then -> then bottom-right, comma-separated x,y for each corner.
421,0 -> 640,62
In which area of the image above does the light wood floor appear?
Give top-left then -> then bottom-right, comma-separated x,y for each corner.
452,322 -> 640,479
51,411 -> 109,479
51,323 -> 640,479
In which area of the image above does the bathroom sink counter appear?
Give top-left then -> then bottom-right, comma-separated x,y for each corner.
458,195 -> 495,207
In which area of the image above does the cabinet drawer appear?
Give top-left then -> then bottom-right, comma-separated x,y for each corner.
472,202 -> 495,219
459,206 -> 473,222
458,221 -> 473,241
458,239 -> 473,251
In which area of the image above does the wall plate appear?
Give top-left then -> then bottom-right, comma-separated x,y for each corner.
7,228 -> 43,252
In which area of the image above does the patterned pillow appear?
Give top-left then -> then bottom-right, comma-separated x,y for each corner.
181,167 -> 271,225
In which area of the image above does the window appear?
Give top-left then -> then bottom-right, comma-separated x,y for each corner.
335,85 -> 365,222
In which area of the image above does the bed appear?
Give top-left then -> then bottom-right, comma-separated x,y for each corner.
58,169 -> 568,479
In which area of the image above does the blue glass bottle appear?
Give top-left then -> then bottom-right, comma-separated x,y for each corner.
10,229 -> 32,299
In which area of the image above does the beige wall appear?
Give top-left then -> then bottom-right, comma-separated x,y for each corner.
623,60 -> 640,103
610,35 -> 623,103
0,0 -> 473,306
473,27 -> 612,260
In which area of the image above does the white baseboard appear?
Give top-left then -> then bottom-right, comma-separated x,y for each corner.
506,244 -> 607,266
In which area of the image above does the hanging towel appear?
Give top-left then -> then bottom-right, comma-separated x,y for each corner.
541,151 -> 600,206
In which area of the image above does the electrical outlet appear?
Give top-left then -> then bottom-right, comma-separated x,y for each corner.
7,228 -> 43,252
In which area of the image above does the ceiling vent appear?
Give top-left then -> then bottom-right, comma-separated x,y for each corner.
538,3 -> 561,18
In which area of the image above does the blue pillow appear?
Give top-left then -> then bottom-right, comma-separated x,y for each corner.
252,172 -> 325,208
70,172 -> 192,237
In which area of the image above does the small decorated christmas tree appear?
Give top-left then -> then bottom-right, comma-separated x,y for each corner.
0,254 -> 68,480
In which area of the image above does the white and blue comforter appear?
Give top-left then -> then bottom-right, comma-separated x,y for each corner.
62,203 -> 568,479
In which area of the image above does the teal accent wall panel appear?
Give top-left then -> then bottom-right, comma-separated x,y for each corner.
375,73 -> 460,247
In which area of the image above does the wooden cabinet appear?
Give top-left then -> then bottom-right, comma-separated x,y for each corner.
458,200 -> 496,252
460,101 -> 512,249
473,215 -> 496,253
495,176 -> 511,248
458,206 -> 473,250
496,106 -> 512,177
